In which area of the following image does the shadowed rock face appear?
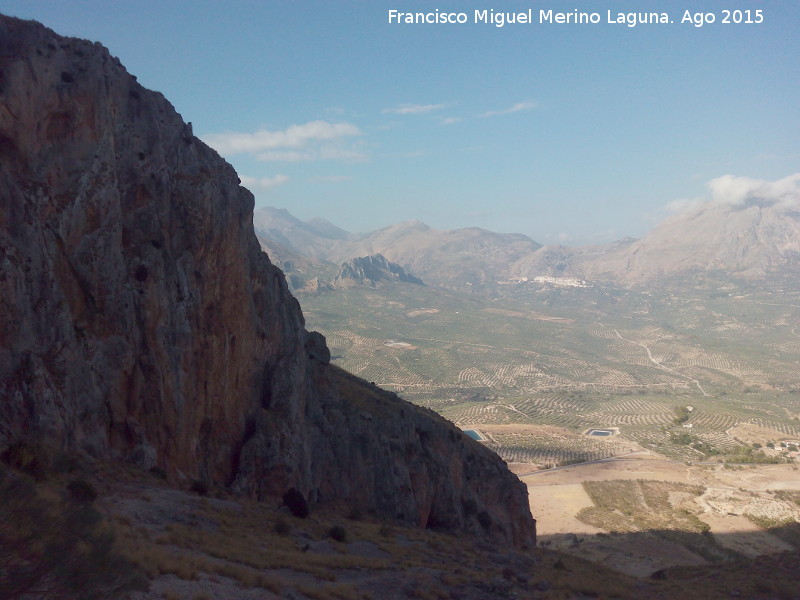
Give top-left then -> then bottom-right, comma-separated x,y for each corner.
0,15 -> 535,547
0,15 -> 307,485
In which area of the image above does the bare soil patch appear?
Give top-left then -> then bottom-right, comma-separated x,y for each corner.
728,422 -> 797,443
528,483 -> 603,536
384,340 -> 417,349
520,457 -> 800,577
406,308 -> 439,317
481,307 -> 575,323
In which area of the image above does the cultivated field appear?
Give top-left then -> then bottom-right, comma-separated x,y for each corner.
521,456 -> 800,577
300,278 -> 800,576
302,279 -> 800,466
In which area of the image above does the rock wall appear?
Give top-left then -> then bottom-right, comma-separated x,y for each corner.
0,15 -> 535,547
334,253 -> 424,287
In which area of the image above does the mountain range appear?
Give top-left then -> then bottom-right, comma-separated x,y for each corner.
253,191 -> 800,292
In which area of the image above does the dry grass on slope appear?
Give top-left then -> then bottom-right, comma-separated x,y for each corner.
106,472 -> 536,600
7,444 -> 798,600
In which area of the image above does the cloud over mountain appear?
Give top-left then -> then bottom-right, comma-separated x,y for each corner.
708,173 -> 800,209
203,120 -> 363,162
668,173 -> 800,214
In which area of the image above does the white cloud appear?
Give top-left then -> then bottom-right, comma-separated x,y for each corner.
667,173 -> 800,214
481,101 -> 537,117
312,175 -> 352,183
441,117 -> 461,125
202,120 -> 362,158
383,103 -> 444,115
707,173 -> 800,208
239,174 -> 289,189
255,147 -> 366,162
252,150 -> 309,162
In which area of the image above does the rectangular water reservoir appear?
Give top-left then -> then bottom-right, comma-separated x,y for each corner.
586,428 -> 614,437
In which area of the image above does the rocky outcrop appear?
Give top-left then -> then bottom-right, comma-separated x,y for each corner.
327,222 -> 543,293
252,207 -> 545,293
0,15 -> 535,547
334,253 -> 423,287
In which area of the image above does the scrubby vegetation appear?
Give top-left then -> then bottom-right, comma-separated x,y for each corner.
724,445 -> 782,464
3,444 -> 798,598
190,479 -> 210,496
745,514 -> 800,548
0,466 -> 145,600
576,479 -> 735,562
283,487 -> 310,519
328,524 -> 347,542
578,480 -> 709,535
66,478 -> 98,503
673,405 -> 691,426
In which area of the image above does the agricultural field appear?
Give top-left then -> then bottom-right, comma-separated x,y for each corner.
300,279 -> 800,465
524,458 -> 800,577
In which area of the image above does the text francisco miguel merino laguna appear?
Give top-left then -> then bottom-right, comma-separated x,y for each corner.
388,8 -> 759,28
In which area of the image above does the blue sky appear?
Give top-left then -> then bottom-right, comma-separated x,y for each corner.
4,1 -> 798,244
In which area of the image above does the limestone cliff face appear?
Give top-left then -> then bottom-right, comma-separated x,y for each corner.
0,15 -> 307,485
334,253 -> 424,287
0,15 -> 535,547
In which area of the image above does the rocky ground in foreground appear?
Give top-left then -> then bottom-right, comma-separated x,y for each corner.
4,453 -> 800,600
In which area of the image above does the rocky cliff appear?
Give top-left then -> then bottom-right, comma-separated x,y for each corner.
334,253 -> 423,287
0,15 -> 535,547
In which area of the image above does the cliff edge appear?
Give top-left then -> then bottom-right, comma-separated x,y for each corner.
0,15 -> 535,547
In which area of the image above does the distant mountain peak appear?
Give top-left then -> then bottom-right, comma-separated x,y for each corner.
389,219 -> 432,232
334,254 -> 424,287
304,216 -> 351,240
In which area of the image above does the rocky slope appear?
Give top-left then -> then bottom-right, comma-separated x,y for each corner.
253,206 -> 351,262
333,221 -> 543,292
334,253 -> 423,288
0,15 -> 534,547
578,194 -> 800,284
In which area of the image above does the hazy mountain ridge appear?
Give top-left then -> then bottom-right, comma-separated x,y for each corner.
255,189 -> 800,291
254,208 -> 545,292
581,200 -> 800,283
252,206 -> 354,262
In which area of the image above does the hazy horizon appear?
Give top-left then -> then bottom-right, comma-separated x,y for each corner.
259,170 -> 800,248
4,1 -> 798,245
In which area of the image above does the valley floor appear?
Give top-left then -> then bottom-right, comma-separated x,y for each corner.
516,455 -> 800,577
